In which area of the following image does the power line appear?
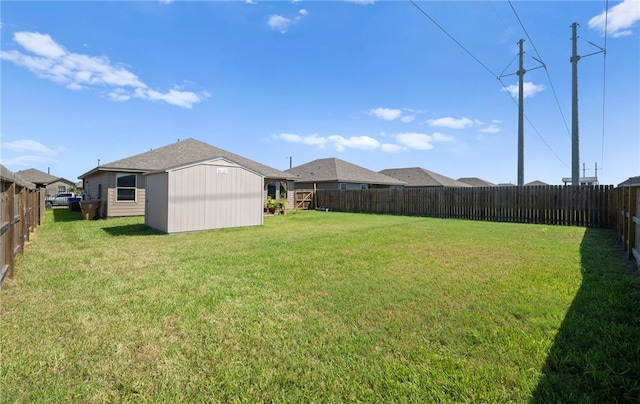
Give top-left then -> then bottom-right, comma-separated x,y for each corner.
498,77 -> 569,168
409,0 -> 568,169
409,0 -> 498,79
508,0 -> 571,139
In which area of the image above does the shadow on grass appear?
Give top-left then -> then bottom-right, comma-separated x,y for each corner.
51,208 -> 83,222
102,223 -> 162,237
531,228 -> 640,402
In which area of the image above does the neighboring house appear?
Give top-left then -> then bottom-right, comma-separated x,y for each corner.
457,177 -> 496,187
561,176 -> 599,186
78,138 -> 294,218
286,158 -> 405,190
379,167 -> 471,188
618,176 -> 640,187
15,168 -> 76,196
525,180 -> 549,186
145,158 -> 263,233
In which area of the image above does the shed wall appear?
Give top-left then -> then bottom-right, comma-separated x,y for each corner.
145,173 -> 169,232
165,162 -> 263,233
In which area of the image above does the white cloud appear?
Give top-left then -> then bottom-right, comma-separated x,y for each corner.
273,133 -> 328,148
432,132 -> 454,142
428,116 -> 474,129
502,81 -> 545,99
370,107 -> 403,121
1,139 -> 61,155
589,0 -> 640,38
0,31 -> 208,108
479,124 -> 501,134
1,155 -> 58,167
328,135 -> 379,152
269,9 -> 307,33
14,31 -> 66,58
396,133 -> 434,150
395,131 -> 454,151
381,143 -> 405,153
369,107 -> 419,122
268,15 -> 293,33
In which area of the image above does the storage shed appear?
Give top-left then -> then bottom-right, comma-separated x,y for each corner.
145,158 -> 263,233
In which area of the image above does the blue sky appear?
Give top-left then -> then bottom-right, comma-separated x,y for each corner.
1,1 -> 638,186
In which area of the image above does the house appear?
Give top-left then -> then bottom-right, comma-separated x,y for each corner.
286,158 -> 405,190
145,158 -> 263,233
618,176 -> 640,187
379,167 -> 470,188
457,177 -> 496,187
525,180 -> 549,186
78,138 -> 294,218
15,168 -> 76,196
561,176 -> 598,186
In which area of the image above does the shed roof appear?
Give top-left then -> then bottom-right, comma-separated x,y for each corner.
456,177 -> 496,187
79,138 -> 293,180
380,167 -> 470,187
286,158 -> 405,186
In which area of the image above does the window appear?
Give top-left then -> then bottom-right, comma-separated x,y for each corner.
116,173 -> 136,202
97,184 -> 102,200
339,183 -> 347,190
58,185 -> 66,192
360,184 -> 368,190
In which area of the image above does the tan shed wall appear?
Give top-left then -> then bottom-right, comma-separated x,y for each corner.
159,161 -> 263,233
145,173 -> 169,232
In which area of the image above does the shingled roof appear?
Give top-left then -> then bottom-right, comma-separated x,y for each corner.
380,167 -> 470,188
79,138 -> 293,179
457,177 -> 496,187
15,168 -> 74,186
286,158 -> 405,186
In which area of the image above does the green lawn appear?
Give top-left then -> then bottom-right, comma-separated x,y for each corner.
1,209 -> 638,402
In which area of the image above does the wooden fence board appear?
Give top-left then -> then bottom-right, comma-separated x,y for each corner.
314,185 -> 615,229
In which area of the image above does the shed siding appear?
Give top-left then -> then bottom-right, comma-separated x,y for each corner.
163,161 -> 262,233
145,173 -> 168,232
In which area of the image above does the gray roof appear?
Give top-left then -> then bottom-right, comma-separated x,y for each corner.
79,138 -> 293,180
286,158 -> 405,186
1,165 -> 36,189
457,177 -> 496,187
380,167 -> 470,188
618,176 -> 640,187
525,180 -> 549,186
15,168 -> 73,185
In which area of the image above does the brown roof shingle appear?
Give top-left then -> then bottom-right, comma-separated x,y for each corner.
286,158 -> 405,186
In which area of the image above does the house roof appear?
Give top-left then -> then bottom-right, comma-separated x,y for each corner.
79,138 -> 293,180
525,180 -> 549,186
1,165 -> 36,189
618,176 -> 640,187
15,168 -> 74,186
380,167 -> 470,188
457,177 -> 496,187
286,158 -> 405,186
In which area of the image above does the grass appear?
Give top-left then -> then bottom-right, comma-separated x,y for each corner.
1,209 -> 638,402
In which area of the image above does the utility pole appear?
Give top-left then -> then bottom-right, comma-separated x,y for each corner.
499,39 -> 543,187
517,39 -> 525,187
571,23 -> 581,186
570,22 -> 604,186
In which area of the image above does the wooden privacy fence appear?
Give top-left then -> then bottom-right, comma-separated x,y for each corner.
1,165 -> 44,285
314,185 -> 615,228
614,184 -> 640,267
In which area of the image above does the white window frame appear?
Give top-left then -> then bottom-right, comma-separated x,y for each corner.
116,173 -> 137,202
